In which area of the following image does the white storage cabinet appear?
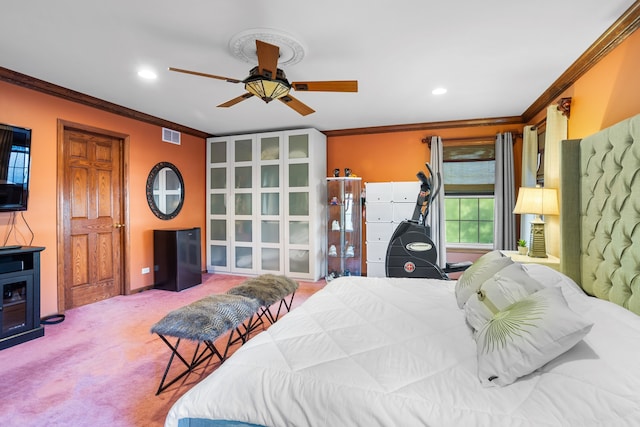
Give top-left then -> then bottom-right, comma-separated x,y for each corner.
365,181 -> 420,277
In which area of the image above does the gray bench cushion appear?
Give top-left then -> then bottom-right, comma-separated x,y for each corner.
151,294 -> 259,342
227,274 -> 299,306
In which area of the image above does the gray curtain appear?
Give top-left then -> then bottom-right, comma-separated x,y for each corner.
520,125 -> 538,244
493,132 -> 516,250
429,136 -> 447,268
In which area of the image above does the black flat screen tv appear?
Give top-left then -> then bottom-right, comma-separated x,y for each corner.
0,123 -> 32,212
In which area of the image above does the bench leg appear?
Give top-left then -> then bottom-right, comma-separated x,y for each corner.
155,334 -> 224,395
227,315 -> 258,348
273,291 -> 296,322
244,312 -> 265,334
249,292 -> 296,331
238,308 -> 278,336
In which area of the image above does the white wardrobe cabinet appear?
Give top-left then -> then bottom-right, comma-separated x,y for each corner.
206,128 -> 327,280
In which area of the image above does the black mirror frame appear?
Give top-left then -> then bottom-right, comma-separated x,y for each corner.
146,161 -> 185,220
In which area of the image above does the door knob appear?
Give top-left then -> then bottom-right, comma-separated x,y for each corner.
114,223 -> 125,228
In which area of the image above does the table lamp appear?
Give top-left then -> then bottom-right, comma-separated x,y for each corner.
512,186 -> 559,258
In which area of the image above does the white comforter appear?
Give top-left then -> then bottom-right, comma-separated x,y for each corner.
166,274 -> 640,427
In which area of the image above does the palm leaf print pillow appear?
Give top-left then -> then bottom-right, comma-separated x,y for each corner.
475,286 -> 593,387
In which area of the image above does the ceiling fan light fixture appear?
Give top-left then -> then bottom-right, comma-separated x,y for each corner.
244,67 -> 291,103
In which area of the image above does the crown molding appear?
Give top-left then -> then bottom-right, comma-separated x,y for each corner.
0,67 -> 210,139
521,1 -> 640,123
323,116 -> 524,137
327,2 -> 640,136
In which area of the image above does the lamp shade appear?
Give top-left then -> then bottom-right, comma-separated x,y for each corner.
245,78 -> 290,102
513,187 -> 559,216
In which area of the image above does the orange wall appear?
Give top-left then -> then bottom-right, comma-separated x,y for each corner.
327,125 -> 524,273
0,81 -> 205,317
565,29 -> 640,138
327,125 -> 524,185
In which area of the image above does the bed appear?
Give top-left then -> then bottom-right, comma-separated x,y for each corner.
166,114 -> 640,427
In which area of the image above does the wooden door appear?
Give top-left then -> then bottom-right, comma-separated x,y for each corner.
61,127 -> 124,309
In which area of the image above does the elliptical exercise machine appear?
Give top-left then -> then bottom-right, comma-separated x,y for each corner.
385,163 -> 470,279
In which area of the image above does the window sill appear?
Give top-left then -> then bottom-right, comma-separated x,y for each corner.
446,244 -> 493,253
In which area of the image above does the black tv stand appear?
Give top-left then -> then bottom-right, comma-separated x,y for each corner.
0,246 -> 45,350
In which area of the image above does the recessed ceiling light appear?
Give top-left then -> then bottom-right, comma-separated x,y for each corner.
432,87 -> 447,95
138,69 -> 157,80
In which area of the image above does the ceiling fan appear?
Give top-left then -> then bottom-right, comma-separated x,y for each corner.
169,40 -> 358,116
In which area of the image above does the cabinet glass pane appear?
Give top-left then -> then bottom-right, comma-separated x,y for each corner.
210,141 -> 227,163
261,165 -> 279,188
261,136 -> 280,160
261,193 -> 279,215
288,134 -> 309,159
289,249 -> 309,273
289,163 -> 309,187
210,168 -> 226,189
210,193 -> 226,215
2,281 -> 27,333
235,220 -> 252,242
210,245 -> 227,266
289,192 -> 309,215
261,220 -> 280,243
261,248 -> 280,270
235,193 -> 252,215
235,139 -> 253,162
210,219 -> 226,240
235,247 -> 252,269
235,166 -> 252,188
289,221 -> 309,244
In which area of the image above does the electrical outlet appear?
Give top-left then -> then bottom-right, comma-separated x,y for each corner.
141,267 -> 150,274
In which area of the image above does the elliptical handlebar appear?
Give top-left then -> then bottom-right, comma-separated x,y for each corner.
424,162 -> 441,201
415,163 -> 441,226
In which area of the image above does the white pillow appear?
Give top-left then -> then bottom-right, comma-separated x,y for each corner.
475,286 -> 593,387
521,264 -> 586,298
455,250 -> 513,308
465,264 -> 544,331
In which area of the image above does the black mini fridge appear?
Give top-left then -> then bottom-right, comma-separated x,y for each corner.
153,228 -> 202,291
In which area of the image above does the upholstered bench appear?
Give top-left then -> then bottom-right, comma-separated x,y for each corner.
151,294 -> 259,394
227,274 -> 299,330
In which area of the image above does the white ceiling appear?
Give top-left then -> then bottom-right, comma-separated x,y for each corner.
1,0 -> 636,136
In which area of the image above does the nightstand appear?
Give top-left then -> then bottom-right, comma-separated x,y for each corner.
500,250 -> 560,271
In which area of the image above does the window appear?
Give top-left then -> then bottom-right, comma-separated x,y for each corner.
445,196 -> 494,244
442,142 -> 495,247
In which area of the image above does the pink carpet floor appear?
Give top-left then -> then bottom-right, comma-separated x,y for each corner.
0,274 -> 324,427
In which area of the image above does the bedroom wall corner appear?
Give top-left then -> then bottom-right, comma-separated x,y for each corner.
568,27 -> 640,139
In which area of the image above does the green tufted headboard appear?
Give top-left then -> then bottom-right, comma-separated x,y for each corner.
560,114 -> 640,315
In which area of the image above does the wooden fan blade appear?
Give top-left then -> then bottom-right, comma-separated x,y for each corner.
169,67 -> 242,84
217,93 -> 254,108
279,94 -> 315,116
291,81 -> 358,92
256,40 -> 279,79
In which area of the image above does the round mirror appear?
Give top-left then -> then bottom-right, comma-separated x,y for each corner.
146,162 -> 184,220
